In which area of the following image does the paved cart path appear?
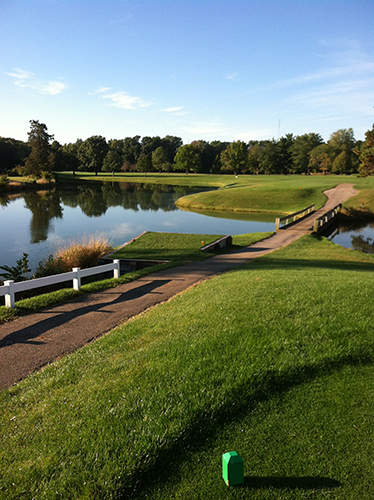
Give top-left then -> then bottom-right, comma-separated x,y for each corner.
0,184 -> 357,390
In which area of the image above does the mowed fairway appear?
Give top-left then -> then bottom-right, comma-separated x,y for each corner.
1,235 -> 373,499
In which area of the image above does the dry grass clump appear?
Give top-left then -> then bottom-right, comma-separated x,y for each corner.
34,233 -> 113,278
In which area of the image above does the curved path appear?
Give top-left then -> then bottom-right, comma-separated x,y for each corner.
0,184 -> 357,390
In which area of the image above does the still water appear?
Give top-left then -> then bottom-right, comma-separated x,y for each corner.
329,218 -> 374,254
0,182 -> 278,274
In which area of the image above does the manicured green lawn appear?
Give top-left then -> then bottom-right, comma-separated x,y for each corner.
1,235 -> 373,499
110,231 -> 273,262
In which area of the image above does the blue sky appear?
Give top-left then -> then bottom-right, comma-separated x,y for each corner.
1,0 -> 373,145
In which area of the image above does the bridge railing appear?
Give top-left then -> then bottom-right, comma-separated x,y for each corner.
275,204 -> 315,232
0,260 -> 120,308
313,204 -> 342,233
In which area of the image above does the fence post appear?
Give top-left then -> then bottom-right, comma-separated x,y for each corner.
313,219 -> 319,233
113,260 -> 120,279
4,280 -> 15,308
72,268 -> 81,290
275,218 -> 280,232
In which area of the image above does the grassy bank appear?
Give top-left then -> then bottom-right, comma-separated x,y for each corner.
56,172 -> 374,215
110,231 -> 273,262
1,235 -> 373,499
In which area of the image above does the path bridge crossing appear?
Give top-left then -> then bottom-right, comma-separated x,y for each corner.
0,184 -> 358,390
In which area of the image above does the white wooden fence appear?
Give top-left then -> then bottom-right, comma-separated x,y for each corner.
0,260 -> 120,308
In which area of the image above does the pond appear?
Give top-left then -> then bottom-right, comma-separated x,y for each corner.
329,217 -> 374,254
0,182 -> 279,275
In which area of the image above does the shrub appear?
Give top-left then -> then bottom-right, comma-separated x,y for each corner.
0,175 -> 10,191
34,234 -> 113,278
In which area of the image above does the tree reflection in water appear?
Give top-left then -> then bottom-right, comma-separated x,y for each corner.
5,182 -> 194,246
351,235 -> 374,254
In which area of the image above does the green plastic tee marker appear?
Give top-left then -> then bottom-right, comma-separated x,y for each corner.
222,451 -> 244,486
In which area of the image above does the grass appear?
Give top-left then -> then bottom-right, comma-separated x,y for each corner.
110,231 -> 273,262
34,233 -> 114,277
1,235 -> 374,499
0,232 -> 272,323
57,172 -> 374,214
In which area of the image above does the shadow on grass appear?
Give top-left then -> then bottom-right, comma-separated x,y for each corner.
119,349 -> 372,498
243,475 -> 341,490
240,256 -> 374,273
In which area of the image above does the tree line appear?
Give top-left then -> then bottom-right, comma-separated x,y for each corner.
1,120 -> 373,178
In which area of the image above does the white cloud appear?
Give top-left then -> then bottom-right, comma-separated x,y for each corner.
100,90 -> 152,110
6,68 -> 67,95
42,81 -> 68,95
162,106 -> 191,116
164,106 -> 183,113
226,72 -> 238,80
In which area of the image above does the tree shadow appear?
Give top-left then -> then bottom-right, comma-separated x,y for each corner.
118,350 -> 371,498
0,279 -> 170,347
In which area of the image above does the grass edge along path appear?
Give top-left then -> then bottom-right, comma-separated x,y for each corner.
0,235 -> 373,499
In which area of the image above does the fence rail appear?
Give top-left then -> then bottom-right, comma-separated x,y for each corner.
275,204 -> 315,231
313,204 -> 342,233
0,260 -> 120,308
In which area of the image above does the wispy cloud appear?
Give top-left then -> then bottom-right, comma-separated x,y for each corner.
6,68 -> 68,95
163,106 -> 191,116
96,88 -> 151,110
164,106 -> 183,113
226,72 -> 238,80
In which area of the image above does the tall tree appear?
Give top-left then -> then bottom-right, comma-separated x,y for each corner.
77,136 -> 108,175
25,120 -> 54,176
123,136 -> 141,168
327,128 -> 357,173
161,136 -> 183,163
309,144 -> 331,174
174,144 -> 202,174
136,153 -> 153,176
152,146 -> 168,172
102,149 -> 123,177
220,141 -> 248,175
356,124 -> 374,177
290,133 -> 324,174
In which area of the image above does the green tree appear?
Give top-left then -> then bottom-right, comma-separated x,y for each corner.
327,128 -> 357,173
77,136 -> 108,175
161,136 -> 183,163
308,144 -> 331,175
61,140 -> 82,174
290,133 -> 324,174
356,124 -> 374,177
24,120 -> 55,177
174,144 -> 202,174
152,147 -> 168,172
102,149 -> 123,177
220,141 -> 248,175
136,153 -> 153,176
122,136 -> 141,170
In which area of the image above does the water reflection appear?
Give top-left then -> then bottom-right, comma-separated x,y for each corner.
23,191 -> 63,244
2,183 -> 200,246
329,216 -> 374,254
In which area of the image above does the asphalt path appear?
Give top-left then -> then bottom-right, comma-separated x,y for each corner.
0,184 -> 358,390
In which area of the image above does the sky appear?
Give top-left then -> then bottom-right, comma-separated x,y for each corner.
1,0 -> 373,146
